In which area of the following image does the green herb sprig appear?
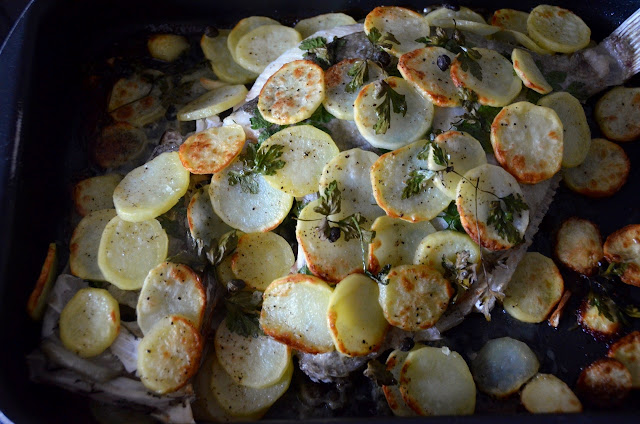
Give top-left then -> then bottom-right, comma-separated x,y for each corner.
300,36 -> 332,67
346,60 -> 369,93
486,193 -> 529,245
367,27 -> 400,50
416,27 -> 483,81
373,80 -> 407,134
225,290 -> 264,338
250,107 -> 334,143
227,143 -> 285,194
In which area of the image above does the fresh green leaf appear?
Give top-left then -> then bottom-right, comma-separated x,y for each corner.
300,36 -> 327,51
374,81 -> 407,134
227,143 -> 286,193
441,201 -> 464,232
207,230 -> 238,266
588,291 -> 616,322
401,169 -> 436,199
225,290 -> 264,338
299,264 -> 314,275
458,50 -> 483,81
367,27 -> 400,50
336,213 -> 373,242
314,180 -> 342,216
365,264 -> 392,286
600,262 -> 629,278
300,36 -> 331,67
307,104 -> 334,124
486,193 -> 529,244
346,60 -> 369,93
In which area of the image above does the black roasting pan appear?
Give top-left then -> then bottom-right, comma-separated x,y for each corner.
1,0 -> 640,422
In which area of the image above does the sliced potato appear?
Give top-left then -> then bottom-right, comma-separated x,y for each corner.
595,86 -> 640,142
108,75 -> 153,112
294,13 -> 357,39
231,232 -> 295,291
110,95 -> 165,127
235,25 -> 302,74
93,123 -> 147,169
527,5 -> 591,53
492,30 -> 551,55
70,209 -> 117,281
399,346 -> 476,416
382,350 -> 417,417
424,6 -> 486,27
201,30 -> 258,85
137,315 -> 203,394
431,131 -> 487,198
378,264 -> 453,331
354,77 -> 434,150
489,9 -> 529,33
59,288 -> 120,358
260,274 -> 334,354
456,164 -> 529,251
608,331 -> 640,388
113,151 -> 190,222
261,125 -> 339,196
577,297 -> 621,339
429,19 -> 499,36
604,224 -> 640,287
27,243 -> 58,321
503,252 -> 564,323
179,124 -> 245,174
73,174 -> 122,216
577,358 -> 632,407
471,337 -> 539,397
98,216 -> 168,290
363,6 -> 431,57
555,217 -> 603,276
148,34 -> 189,62
216,255 -> 236,287
327,274 -> 388,356
491,101 -> 563,184
258,60 -> 324,125
512,48 -> 551,94
177,84 -> 248,121
521,374 -> 582,413
187,185 -> 232,251
228,16 -> 281,62
562,138 -> 630,197
450,48 -> 522,107
414,230 -> 481,276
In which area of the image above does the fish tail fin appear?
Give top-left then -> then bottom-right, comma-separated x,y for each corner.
608,8 -> 640,77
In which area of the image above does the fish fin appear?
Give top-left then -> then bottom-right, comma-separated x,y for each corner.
608,8 -> 640,77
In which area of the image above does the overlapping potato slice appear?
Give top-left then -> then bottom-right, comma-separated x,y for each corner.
136,262 -> 206,334
456,164 -> 529,251
59,288 -> 120,358
512,49 -> 551,94
364,6 -> 430,57
215,318 -> 292,388
490,8 -> 529,33
578,297 -> 621,339
371,140 -> 450,222
111,95 -> 165,127
491,30 -> 551,55
378,264 -> 453,331
201,30 -> 258,85
70,209 -> 117,281
231,232 -> 295,291
431,131 -> 487,198
27,243 -> 58,321
399,346 -> 476,416
216,254 -> 236,287
429,19 -> 498,36
98,216 -> 168,290
228,16 -> 281,61
382,350 -> 417,417
323,59 -> 386,120
527,5 -> 591,53
179,125 -> 245,174
424,6 -> 486,26
177,84 -> 248,121
148,34 -> 189,62
295,13 -> 357,38
577,358 -> 632,407
73,174 -> 122,216
137,315 -> 203,394
261,125 -> 339,196
608,331 -> 640,388
398,47 -> 461,107
603,224 -> 640,287
562,138 -> 630,197
235,25 -> 302,74
108,74 -> 154,112
93,123 -> 147,169
414,230 -> 481,276
555,217 -> 603,276
521,374 -> 582,413
258,60 -> 325,125
595,86 -> 640,142
260,274 -> 334,354
369,216 -> 436,273
503,252 -> 564,323
354,77 -> 434,150
327,274 -> 388,356
450,48 -> 522,107
187,185 -> 232,251
491,101 -> 563,183
113,151 -> 190,222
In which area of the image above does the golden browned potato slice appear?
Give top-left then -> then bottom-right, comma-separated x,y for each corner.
512,49 -> 551,94
490,9 -> 529,33
527,5 -> 591,53
295,13 -> 357,39
235,25 -> 301,74
604,224 -> 640,287
577,358 -> 632,407
228,16 -> 281,62
108,75 -> 154,112
201,30 -> 258,85
563,138 -> 630,197
491,102 -> 563,184
414,230 -> 481,277
378,264 -> 453,331
520,374 -> 582,413
364,6 -> 430,57
382,350 -> 417,417
93,123 -> 147,169
73,174 -> 122,216
608,331 -> 640,388
179,125 -> 245,174
577,297 -> 621,340
110,95 -> 165,127
70,209 -> 117,282
555,217 -> 603,276
595,86 -> 640,142
27,243 -> 58,321
148,34 -> 189,62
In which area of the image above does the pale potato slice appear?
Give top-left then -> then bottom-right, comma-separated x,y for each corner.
608,331 -> 640,388
70,209 -> 117,281
59,288 -> 120,358
521,374 -> 582,413
503,252 -> 564,323
108,75 -> 153,112
527,5 -> 591,54
450,48 -> 522,107
414,230 -> 481,275
258,60 -> 324,125
148,34 -> 189,62
327,274 -> 388,356
378,264 -> 453,331
370,140 -> 450,222
199,77 -> 227,90
382,350 -> 417,417
364,6 -> 430,57
424,6 -> 486,27
429,19 -> 499,36
354,77 -> 434,150
73,174 -> 122,216
201,30 -> 258,85
400,346 -> 476,416
260,274 -> 334,354
492,30 -> 551,55
136,262 -> 206,335
110,95 -> 165,127
491,101 -> 563,183
323,59 -> 386,120
137,315 -> 203,394
431,131 -> 487,198
604,224 -> 640,287
398,47 -> 461,107
187,185 -> 232,251
490,9 -> 529,33
577,358 -> 632,407
177,84 -> 248,121
215,318 -> 292,389
577,297 -> 621,339
472,337 -> 539,397
562,138 -> 630,197
595,86 -> 640,142
555,217 -> 603,276
179,124 -> 245,174
231,232 -> 295,291
456,164 -> 529,251
235,25 -> 302,74
98,216 -> 168,290
227,16 -> 281,62
512,48 -> 551,94
295,13 -> 357,38
261,125 -> 339,196
27,243 -> 58,321
216,255 -> 236,287
113,151 -> 190,222
93,123 -> 147,169
368,216 -> 436,273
